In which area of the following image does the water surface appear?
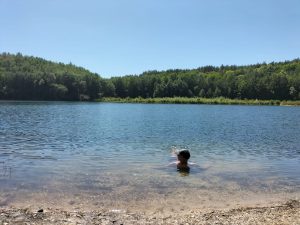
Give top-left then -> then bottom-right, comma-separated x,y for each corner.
0,102 -> 299,211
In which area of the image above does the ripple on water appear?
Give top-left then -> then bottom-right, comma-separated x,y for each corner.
0,102 -> 300,209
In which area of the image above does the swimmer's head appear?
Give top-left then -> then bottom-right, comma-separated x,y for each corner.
177,150 -> 190,160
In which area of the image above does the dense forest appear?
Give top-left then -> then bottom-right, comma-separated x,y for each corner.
0,53 -> 103,100
0,53 -> 300,101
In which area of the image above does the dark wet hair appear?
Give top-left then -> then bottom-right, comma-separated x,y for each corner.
178,150 -> 190,160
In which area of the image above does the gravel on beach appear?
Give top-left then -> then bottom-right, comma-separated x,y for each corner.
0,200 -> 299,225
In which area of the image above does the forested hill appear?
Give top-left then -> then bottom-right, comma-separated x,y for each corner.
0,53 -> 103,100
108,59 -> 300,100
1,52 -> 300,101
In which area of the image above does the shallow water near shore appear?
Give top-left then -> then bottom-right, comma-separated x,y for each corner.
0,101 -> 299,212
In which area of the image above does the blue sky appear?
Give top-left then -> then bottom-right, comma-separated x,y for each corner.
1,0 -> 299,77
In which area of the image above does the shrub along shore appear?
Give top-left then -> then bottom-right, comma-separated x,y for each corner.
97,97 -> 300,106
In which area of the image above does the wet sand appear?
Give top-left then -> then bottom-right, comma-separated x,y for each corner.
1,186 -> 299,225
0,200 -> 299,225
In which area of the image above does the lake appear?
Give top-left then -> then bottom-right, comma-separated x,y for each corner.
0,101 -> 299,212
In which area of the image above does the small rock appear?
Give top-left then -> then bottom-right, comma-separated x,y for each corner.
37,209 -> 44,213
69,200 -> 76,205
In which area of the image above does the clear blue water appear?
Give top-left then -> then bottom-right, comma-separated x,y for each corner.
0,102 -> 299,208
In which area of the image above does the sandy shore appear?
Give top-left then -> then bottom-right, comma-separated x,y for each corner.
0,200 -> 299,225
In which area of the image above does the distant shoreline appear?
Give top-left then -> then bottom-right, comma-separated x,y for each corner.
96,97 -> 300,106
1,98 -> 300,106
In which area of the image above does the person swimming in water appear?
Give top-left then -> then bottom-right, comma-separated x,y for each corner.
176,150 -> 191,171
169,148 -> 191,173
167,147 -> 208,176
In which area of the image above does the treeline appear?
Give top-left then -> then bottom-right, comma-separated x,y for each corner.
0,53 -> 102,100
1,53 -> 300,101
107,60 -> 300,100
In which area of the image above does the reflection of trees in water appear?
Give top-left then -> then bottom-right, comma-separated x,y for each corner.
0,161 -> 12,178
